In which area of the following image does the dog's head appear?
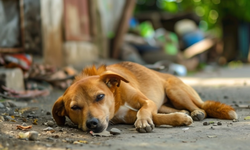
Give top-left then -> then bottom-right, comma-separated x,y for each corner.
52,67 -> 128,133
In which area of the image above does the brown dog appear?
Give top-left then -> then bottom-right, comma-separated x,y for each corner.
52,62 -> 237,133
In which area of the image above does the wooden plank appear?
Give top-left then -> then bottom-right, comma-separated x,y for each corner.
0,48 -> 24,53
41,0 -> 63,67
112,0 -> 136,59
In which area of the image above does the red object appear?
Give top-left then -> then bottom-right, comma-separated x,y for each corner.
4,54 -> 32,71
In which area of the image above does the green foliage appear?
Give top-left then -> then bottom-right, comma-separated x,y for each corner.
135,0 -> 250,30
180,0 -> 250,29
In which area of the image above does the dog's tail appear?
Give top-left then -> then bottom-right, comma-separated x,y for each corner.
202,100 -> 237,120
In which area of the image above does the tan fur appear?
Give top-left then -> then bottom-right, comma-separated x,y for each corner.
202,100 -> 237,119
52,62 -> 237,133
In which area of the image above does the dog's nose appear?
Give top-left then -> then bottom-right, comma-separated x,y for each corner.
86,118 -> 99,129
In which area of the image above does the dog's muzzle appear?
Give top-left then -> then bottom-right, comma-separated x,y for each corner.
86,118 -> 105,133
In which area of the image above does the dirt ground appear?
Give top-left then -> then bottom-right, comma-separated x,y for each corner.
1,65 -> 250,150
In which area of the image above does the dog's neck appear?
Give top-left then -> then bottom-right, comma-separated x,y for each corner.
113,88 -> 125,114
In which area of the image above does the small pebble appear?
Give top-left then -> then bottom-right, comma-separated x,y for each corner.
0,103 -> 5,108
43,127 -> 54,131
233,119 -> 239,122
217,122 -> 222,126
7,101 -> 17,107
110,128 -> 121,135
18,131 -> 39,141
47,137 -> 54,141
46,112 -> 51,115
4,116 -> 13,121
46,144 -> 52,147
47,121 -> 55,127
0,116 -> 4,122
52,135 -> 60,138
2,102 -> 10,107
66,145 -> 72,150
22,123 -> 27,126
59,129 -> 63,132
28,131 -> 39,141
203,122 -> 209,126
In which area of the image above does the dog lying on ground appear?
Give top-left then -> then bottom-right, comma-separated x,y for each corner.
52,62 -> 237,133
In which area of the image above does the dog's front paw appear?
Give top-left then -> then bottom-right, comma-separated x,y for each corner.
172,112 -> 193,126
182,113 -> 193,126
134,118 -> 155,133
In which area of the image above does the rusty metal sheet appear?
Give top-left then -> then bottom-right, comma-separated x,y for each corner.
64,0 -> 90,41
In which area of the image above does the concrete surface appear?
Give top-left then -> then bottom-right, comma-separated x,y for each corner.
0,64 -> 250,150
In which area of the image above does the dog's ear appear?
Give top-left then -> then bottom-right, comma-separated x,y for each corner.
100,71 -> 129,88
52,96 -> 67,126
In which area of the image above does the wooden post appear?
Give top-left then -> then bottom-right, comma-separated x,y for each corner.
112,0 -> 136,59
41,0 -> 63,67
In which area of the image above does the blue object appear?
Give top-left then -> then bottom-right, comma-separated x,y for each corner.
182,30 -> 204,48
238,22 -> 249,59
129,17 -> 139,29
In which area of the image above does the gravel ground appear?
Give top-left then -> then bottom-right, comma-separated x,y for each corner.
1,65 -> 250,150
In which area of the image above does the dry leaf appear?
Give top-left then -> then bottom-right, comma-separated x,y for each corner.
73,140 -> 88,144
90,130 -> 112,137
33,119 -> 38,125
17,125 -> 32,130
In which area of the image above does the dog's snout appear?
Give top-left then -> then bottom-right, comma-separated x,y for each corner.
86,118 -> 99,129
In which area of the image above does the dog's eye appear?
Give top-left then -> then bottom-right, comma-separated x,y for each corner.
96,94 -> 105,102
71,105 -> 81,110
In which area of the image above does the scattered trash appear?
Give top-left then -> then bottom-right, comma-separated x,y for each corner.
209,121 -> 215,124
73,140 -> 88,145
182,127 -> 189,131
18,131 -> 39,141
90,130 -> 112,137
244,116 -> 250,120
16,125 -> 32,130
1,85 -> 49,100
29,64 -> 77,89
207,135 -> 217,138
110,128 -> 121,135
236,104 -> 249,108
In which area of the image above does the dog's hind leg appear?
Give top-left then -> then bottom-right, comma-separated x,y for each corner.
158,105 -> 190,115
164,77 -> 206,121
152,112 -> 193,126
